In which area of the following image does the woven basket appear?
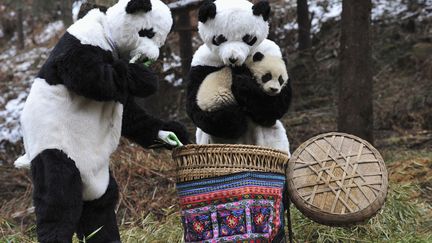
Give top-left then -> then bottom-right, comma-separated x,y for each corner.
172,144 -> 290,182
287,132 -> 388,226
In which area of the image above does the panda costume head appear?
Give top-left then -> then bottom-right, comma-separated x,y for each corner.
198,0 -> 270,66
106,0 -> 172,60
69,0 -> 172,61
246,52 -> 289,96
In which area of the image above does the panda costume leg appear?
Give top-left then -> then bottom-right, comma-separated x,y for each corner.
76,174 -> 120,243
31,149 -> 120,243
31,149 -> 83,243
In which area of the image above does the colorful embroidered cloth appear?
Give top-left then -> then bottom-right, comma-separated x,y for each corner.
177,172 -> 286,242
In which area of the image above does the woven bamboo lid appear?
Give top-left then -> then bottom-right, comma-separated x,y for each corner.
172,144 -> 290,182
287,132 -> 388,226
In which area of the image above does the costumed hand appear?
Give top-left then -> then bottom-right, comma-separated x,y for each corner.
230,65 -> 259,107
130,53 -> 155,67
127,54 -> 159,98
157,130 -> 183,148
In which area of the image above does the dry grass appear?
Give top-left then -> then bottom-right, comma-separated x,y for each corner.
1,145 -> 431,243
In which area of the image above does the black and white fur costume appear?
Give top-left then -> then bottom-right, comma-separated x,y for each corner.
186,0 -> 292,154
14,0 -> 189,242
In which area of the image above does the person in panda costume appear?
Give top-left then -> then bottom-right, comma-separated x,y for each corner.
186,0 -> 292,154
14,0 -> 189,242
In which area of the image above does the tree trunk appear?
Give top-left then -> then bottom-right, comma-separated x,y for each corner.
78,0 -> 116,20
338,0 -> 374,143
297,0 -> 311,51
61,0 -> 73,27
177,10 -> 193,82
17,6 -> 24,49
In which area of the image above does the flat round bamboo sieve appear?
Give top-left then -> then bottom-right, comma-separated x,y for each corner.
287,132 -> 388,226
172,144 -> 290,182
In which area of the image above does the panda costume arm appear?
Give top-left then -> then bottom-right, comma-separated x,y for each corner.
38,32 -> 130,104
187,64 -> 248,139
122,96 -> 190,148
39,9 -> 160,104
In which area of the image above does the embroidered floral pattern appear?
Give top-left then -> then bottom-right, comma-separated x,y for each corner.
251,206 -> 272,233
217,208 -> 246,236
184,212 -> 213,241
178,172 -> 286,242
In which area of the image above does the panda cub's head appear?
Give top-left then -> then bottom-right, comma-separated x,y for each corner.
246,52 -> 289,96
106,0 -> 173,61
198,0 -> 270,66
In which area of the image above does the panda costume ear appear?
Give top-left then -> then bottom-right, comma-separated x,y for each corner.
198,0 -> 216,23
126,0 -> 152,14
252,1 -> 271,21
253,52 -> 264,62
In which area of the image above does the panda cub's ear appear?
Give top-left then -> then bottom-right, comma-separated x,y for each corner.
126,0 -> 152,14
253,52 -> 264,62
198,0 -> 216,23
252,1 -> 271,21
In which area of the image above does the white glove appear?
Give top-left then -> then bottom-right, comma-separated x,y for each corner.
158,130 -> 183,147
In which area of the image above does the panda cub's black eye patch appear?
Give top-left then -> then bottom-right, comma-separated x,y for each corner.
138,28 -> 155,38
212,35 -> 227,46
242,34 -> 257,46
279,75 -> 284,85
262,73 -> 272,83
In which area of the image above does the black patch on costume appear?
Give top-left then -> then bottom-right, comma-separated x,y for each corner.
38,32 -> 128,103
253,52 -> 264,62
121,97 -> 191,147
122,96 -> 164,147
138,28 -> 155,38
186,65 -> 248,139
77,174 -> 120,243
127,63 -> 159,98
212,34 -> 227,46
126,0 -> 152,14
38,31 -> 161,104
198,0 -> 217,23
231,66 -> 292,127
242,34 -> 257,46
31,149 -> 83,243
252,1 -> 271,21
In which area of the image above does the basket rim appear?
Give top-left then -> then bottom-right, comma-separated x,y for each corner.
173,144 -> 291,158
172,144 -> 290,182
287,132 -> 388,225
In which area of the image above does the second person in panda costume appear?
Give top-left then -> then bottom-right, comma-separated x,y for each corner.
186,0 -> 292,154
15,0 -> 189,242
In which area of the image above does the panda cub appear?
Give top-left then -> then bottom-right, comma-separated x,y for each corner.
246,52 -> 289,96
196,52 -> 288,111
195,51 -> 291,154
